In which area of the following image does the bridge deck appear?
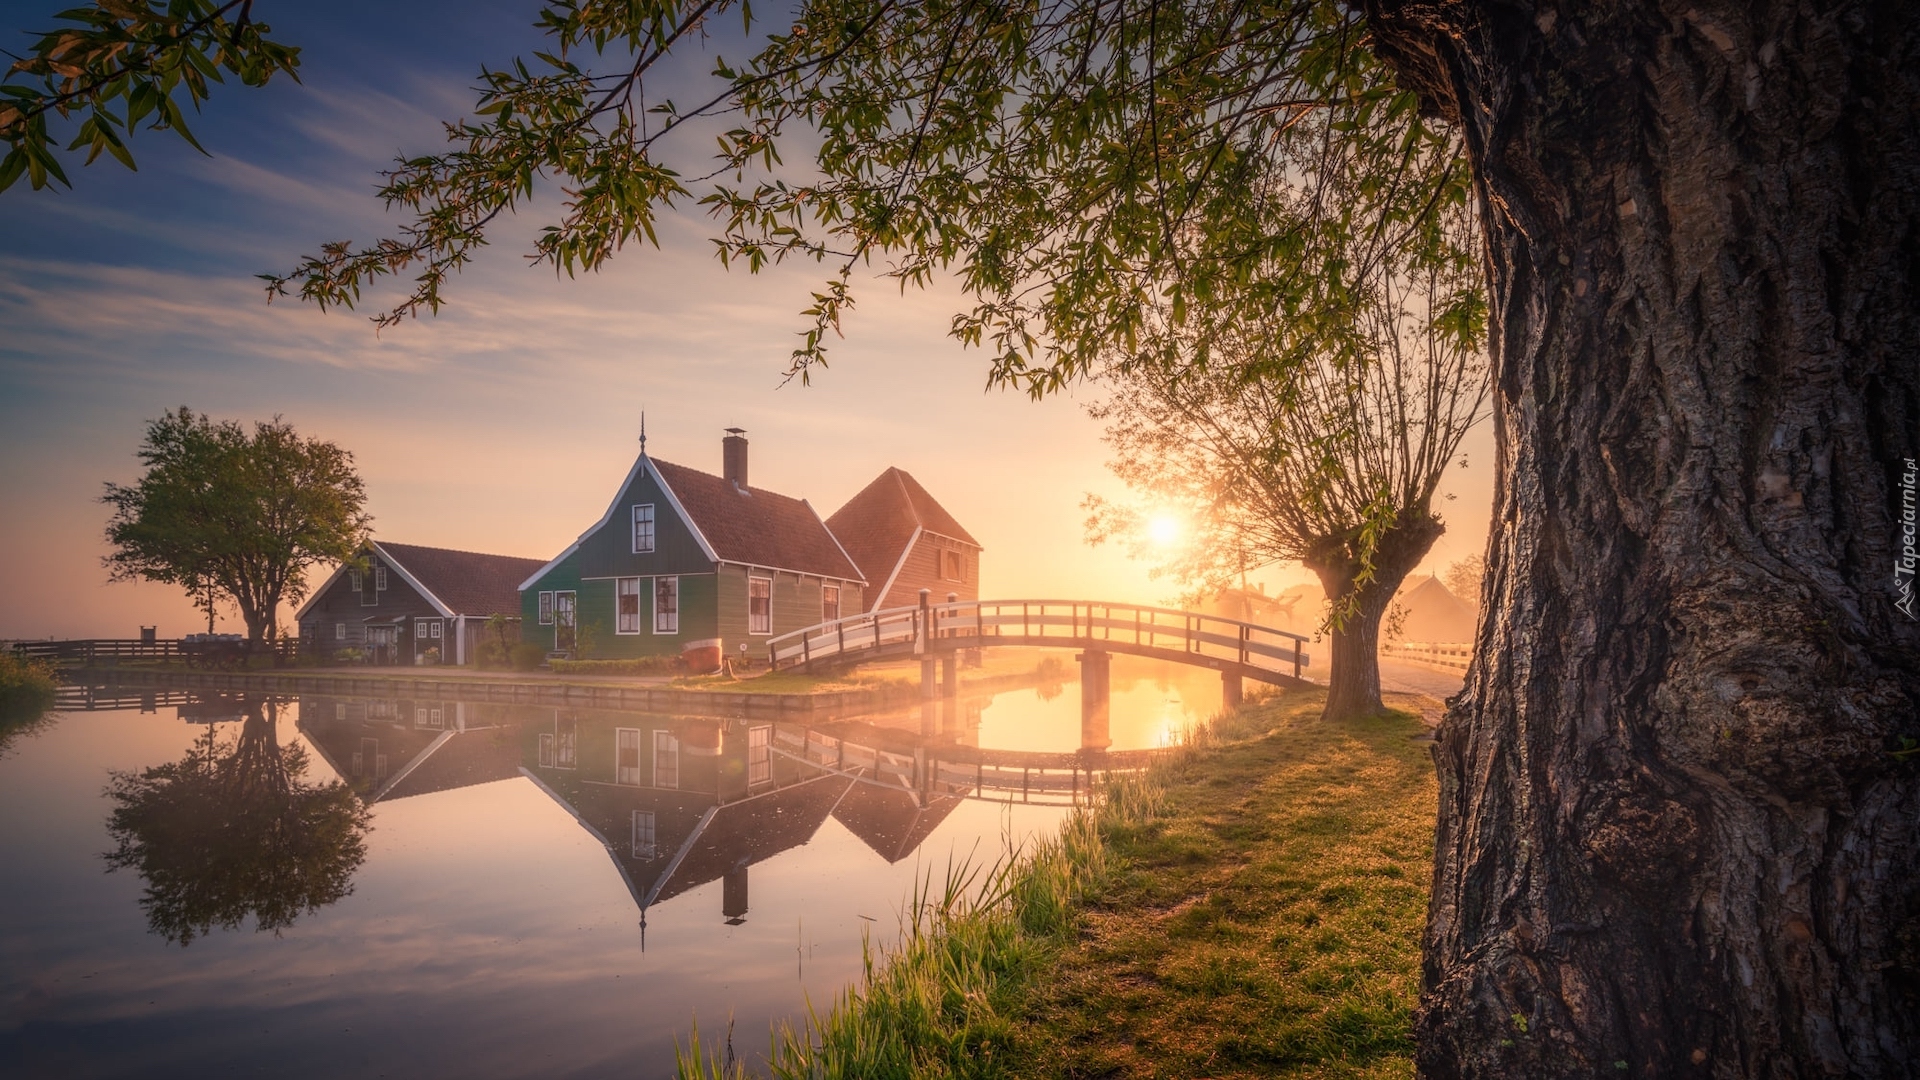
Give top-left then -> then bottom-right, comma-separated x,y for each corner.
770,599 -> 1314,688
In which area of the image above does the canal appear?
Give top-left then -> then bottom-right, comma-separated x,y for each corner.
0,655 -> 1225,1079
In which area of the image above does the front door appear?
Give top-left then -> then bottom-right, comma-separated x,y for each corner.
554,591 -> 577,654
367,626 -> 397,665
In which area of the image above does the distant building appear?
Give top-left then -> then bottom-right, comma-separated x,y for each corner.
826,467 -> 982,612
296,541 -> 547,665
1390,574 -> 1477,643
518,430 -> 866,660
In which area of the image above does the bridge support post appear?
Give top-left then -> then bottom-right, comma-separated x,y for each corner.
1078,649 -> 1111,751
921,658 -> 937,699
1222,670 -> 1243,709
941,654 -> 957,698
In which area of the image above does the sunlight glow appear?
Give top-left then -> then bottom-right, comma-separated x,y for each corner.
1147,513 -> 1183,548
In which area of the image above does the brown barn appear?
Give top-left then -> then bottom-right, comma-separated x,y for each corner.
826,468 -> 983,612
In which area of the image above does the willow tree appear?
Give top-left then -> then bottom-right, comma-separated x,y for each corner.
1088,215 -> 1488,722
12,0 -> 1918,1073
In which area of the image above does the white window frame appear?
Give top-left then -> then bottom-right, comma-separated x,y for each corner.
375,564 -> 388,591
538,733 -> 556,769
538,591 -> 554,625
335,623 -> 347,640
631,503 -> 656,554
616,577 -> 644,635
748,725 -> 771,786
429,622 -> 441,639
653,730 -> 679,789
416,620 -> 430,639
631,811 -> 657,859
654,576 -> 679,634
615,727 -> 643,786
349,570 -> 363,592
822,584 -> 840,623
748,576 -> 772,635
942,549 -> 963,581
556,719 -> 577,769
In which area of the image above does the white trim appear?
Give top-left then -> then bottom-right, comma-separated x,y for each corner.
653,575 -> 679,635
293,561 -> 353,622
518,454 -> 721,592
806,497 -> 870,586
615,576 -> 644,635
630,503 -> 656,554
718,559 -> 862,586
371,729 -> 456,802
371,542 -> 456,618
917,529 -> 982,551
746,574 -> 773,636
874,526 -> 922,609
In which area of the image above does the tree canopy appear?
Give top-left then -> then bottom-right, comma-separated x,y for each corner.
101,407 -> 370,641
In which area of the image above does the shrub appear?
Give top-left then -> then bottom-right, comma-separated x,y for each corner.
0,651 -> 59,719
474,640 -> 510,670
550,655 -> 683,676
510,643 -> 547,672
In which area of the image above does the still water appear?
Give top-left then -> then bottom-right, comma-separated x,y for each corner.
0,660 -> 1219,1079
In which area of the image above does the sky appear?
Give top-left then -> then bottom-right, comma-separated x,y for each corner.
0,0 -> 1494,640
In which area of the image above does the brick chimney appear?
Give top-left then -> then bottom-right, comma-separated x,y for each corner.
723,428 -> 749,488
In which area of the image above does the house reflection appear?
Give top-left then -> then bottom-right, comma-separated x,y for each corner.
294,698 -> 973,930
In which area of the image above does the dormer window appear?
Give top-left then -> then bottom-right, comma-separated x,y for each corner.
632,504 -> 655,553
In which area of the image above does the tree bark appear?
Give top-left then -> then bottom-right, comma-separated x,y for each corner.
1307,511 -> 1444,722
1364,1 -> 1920,1075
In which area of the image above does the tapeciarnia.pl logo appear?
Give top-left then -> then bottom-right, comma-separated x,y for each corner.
1899,457 -> 1917,621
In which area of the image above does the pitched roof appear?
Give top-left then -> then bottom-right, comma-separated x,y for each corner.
825,468 -> 980,587
649,457 -> 864,582
376,542 -> 548,618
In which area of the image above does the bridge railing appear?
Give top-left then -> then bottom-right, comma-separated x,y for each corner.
769,599 -> 1312,681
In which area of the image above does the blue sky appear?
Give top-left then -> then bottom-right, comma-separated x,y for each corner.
0,1 -> 1492,638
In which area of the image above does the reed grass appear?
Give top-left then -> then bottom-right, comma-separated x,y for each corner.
675,688 -> 1436,1080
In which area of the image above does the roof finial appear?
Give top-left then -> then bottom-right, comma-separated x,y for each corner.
638,411 -> 647,455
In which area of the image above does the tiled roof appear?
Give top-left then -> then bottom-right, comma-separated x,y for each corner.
378,728 -> 525,802
377,542 -> 548,618
824,467 -> 980,587
650,458 -> 864,582
831,782 -> 963,864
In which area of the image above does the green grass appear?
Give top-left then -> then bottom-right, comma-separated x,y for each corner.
670,669 -> 915,696
0,652 -> 59,757
676,688 -> 1437,1079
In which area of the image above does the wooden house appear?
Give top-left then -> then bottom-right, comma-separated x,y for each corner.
518,431 -> 866,660
296,542 -> 547,665
825,467 -> 982,612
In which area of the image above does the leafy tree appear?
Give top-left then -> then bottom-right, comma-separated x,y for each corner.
102,407 -> 371,642
1440,554 -> 1483,612
1086,201 -> 1488,721
16,0 -> 1920,1072
0,0 -> 300,191
102,698 -> 372,945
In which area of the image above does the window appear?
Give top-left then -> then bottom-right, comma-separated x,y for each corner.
748,576 -> 772,635
631,504 -> 656,553
429,623 -> 441,639
538,733 -> 555,768
631,811 -> 657,859
748,725 -> 771,786
822,584 -> 840,623
416,620 -> 430,638
429,707 -> 443,727
349,570 -> 363,591
653,730 -> 680,788
375,564 -> 388,591
616,577 -> 643,634
943,549 -> 963,581
335,623 -> 347,640
335,703 -> 346,720
557,718 -> 577,769
654,576 -> 679,634
615,727 -> 643,785
538,591 -> 554,625
415,706 -> 428,726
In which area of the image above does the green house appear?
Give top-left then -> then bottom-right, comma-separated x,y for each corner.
519,430 -> 866,660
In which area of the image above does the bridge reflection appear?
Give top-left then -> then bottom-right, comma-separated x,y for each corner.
280,692 -> 1157,933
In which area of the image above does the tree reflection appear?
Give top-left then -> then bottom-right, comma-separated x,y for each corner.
102,699 -> 372,945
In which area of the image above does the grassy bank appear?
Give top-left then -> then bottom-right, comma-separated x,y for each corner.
0,652 -> 58,716
678,689 -> 1437,1079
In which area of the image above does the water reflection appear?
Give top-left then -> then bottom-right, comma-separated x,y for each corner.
101,698 -> 371,946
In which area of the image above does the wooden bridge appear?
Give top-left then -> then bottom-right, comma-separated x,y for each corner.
769,595 -> 1314,729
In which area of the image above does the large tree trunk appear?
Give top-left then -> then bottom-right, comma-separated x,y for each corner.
1307,512 -> 1443,722
1365,1 -> 1920,1075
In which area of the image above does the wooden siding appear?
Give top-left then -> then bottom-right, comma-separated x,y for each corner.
873,533 -> 979,610
522,549 -> 720,658
299,552 -> 444,658
716,565 -> 864,656
573,461 -> 717,579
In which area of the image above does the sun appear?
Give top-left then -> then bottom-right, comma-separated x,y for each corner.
1146,513 -> 1183,548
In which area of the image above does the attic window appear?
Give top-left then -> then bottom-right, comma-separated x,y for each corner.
942,550 -> 964,581
375,564 -> 388,591
632,504 -> 655,553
